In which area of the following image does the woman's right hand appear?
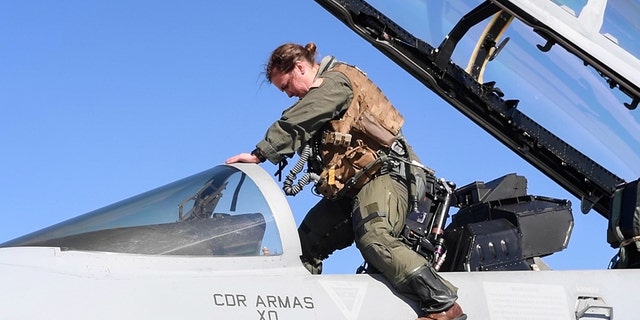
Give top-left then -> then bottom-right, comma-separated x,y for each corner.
225,152 -> 260,164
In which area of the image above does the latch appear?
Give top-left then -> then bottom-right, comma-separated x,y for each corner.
575,296 -> 612,320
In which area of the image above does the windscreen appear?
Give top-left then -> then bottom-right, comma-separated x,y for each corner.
1,166 -> 283,256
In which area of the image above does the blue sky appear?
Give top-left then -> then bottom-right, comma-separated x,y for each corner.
0,1 -> 620,272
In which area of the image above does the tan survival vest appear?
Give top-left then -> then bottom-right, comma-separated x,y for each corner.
315,63 -> 404,198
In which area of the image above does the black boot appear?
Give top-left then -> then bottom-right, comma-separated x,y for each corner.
396,265 -> 461,315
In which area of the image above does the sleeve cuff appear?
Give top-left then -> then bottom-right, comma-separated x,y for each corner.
256,141 -> 283,164
251,148 -> 267,163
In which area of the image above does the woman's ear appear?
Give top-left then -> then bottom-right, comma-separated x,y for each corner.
296,61 -> 306,75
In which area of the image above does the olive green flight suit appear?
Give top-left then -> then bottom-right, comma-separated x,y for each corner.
254,56 -> 458,313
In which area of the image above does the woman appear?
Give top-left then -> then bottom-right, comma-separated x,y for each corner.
226,42 -> 465,320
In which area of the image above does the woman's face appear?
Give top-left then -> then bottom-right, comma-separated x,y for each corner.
271,61 -> 314,98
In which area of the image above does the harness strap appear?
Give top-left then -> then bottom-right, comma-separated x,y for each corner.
619,236 -> 640,248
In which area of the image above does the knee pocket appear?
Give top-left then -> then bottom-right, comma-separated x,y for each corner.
361,242 -> 393,274
357,232 -> 407,273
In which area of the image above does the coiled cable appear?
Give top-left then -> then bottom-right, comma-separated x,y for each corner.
282,144 -> 320,196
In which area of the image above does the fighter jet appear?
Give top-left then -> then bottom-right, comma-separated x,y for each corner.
1,0 -> 639,319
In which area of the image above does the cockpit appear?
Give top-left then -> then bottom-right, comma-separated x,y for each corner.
1,164 -> 288,257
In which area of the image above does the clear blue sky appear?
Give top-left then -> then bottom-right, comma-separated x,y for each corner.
0,1 -> 618,272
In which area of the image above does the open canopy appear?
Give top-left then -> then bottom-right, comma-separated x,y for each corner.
318,0 -> 640,217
